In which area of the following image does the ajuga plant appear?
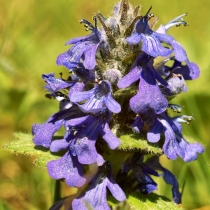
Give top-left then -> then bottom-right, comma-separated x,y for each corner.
4,0 -> 204,209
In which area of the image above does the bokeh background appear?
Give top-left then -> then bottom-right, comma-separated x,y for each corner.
1,0 -> 210,209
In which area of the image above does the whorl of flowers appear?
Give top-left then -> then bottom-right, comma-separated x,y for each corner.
32,0 -> 204,209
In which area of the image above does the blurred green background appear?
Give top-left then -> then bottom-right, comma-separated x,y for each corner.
0,0 -> 210,209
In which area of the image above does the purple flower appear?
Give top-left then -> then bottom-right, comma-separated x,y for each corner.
122,153 -> 160,194
43,63 -> 94,99
57,18 -> 107,70
63,110 -> 121,165
126,7 -> 173,57
147,112 -> 204,162
131,115 -> 144,133
145,156 -> 182,204
122,153 -> 181,204
42,73 -> 75,92
47,110 -> 120,166
70,80 -> 121,113
117,54 -> 168,115
47,130 -> 104,187
47,151 -> 86,187
164,59 -> 200,80
32,105 -> 84,148
156,14 -> 200,80
72,162 -> 126,210
160,73 -> 187,97
156,14 -> 188,63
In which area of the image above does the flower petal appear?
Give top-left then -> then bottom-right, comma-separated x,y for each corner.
104,94 -> 121,113
83,44 -> 99,70
130,68 -> 168,114
47,152 -> 86,187
142,34 -> 172,57
72,178 -> 110,210
42,73 -> 72,91
171,40 -> 187,62
32,119 -> 63,148
117,66 -> 141,88
147,119 -> 163,143
107,178 -> 126,201
100,123 -> 121,149
126,32 -> 143,44
70,89 -> 95,102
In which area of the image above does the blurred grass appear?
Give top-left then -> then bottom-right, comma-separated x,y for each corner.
0,0 -> 210,209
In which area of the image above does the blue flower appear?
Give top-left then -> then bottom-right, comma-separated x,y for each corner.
57,18 -> 108,70
122,153 -> 181,204
32,105 -> 84,148
160,73 -> 187,98
145,156 -> 182,204
64,110 -> 121,165
126,7 -> 173,57
156,14 -> 200,80
42,73 -> 75,92
117,54 -> 168,114
47,110 -> 120,165
43,64 -> 94,101
70,80 -> 121,113
122,153 -> 160,194
72,161 -> 126,210
156,14 -> 188,62
146,112 -> 204,162
47,151 -> 86,187
164,59 -> 200,80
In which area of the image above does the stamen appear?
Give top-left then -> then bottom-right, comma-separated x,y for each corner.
80,17 -> 100,39
147,13 -> 154,19
93,15 -> 98,28
167,13 -> 187,25
165,13 -> 188,30
145,6 -> 152,16
173,115 -> 194,124
168,104 -> 182,113
80,19 -> 95,31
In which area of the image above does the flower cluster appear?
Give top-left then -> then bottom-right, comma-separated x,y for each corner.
32,0 -> 204,209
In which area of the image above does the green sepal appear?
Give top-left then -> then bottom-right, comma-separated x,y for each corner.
118,133 -> 163,155
3,132 -> 60,169
109,192 -> 182,210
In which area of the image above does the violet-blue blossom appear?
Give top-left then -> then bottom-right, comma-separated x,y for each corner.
122,153 -> 181,204
32,105 -> 84,148
164,59 -> 200,80
45,110 -> 120,166
122,153 -> 159,194
145,156 -> 182,204
126,7 -> 173,57
56,18 -> 108,70
70,80 -> 121,113
47,151 -> 86,187
72,162 -> 126,210
64,110 -> 121,164
117,54 -> 168,114
122,152 -> 181,204
31,1 -> 205,209
147,111 -> 204,162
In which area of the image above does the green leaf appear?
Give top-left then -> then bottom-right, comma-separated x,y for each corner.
118,133 -> 162,155
3,132 -> 60,168
109,192 -> 182,210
